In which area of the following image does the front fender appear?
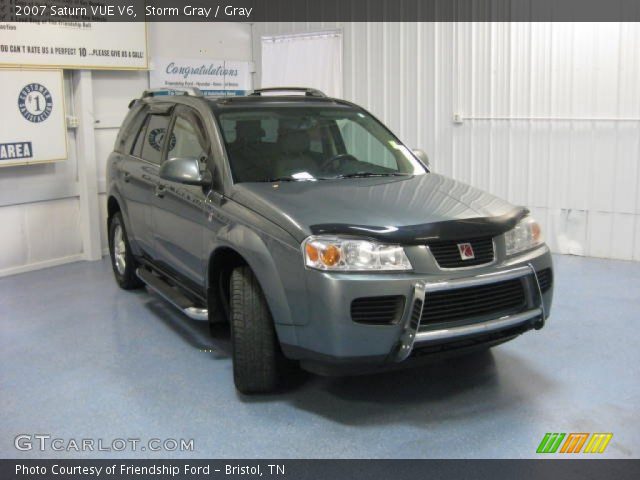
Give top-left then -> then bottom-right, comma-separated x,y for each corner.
210,223 -> 309,327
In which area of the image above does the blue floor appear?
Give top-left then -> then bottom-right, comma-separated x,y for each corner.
0,254 -> 638,459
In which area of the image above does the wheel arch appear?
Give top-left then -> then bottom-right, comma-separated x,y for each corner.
206,228 -> 297,327
206,246 -> 248,324
106,191 -> 141,256
107,195 -> 121,221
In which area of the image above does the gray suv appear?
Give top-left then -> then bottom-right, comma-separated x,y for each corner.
107,87 -> 553,393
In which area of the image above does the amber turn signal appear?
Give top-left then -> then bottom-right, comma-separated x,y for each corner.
532,222 -> 542,242
320,245 -> 341,266
305,243 -> 319,262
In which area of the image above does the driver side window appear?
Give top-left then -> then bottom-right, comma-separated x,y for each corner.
166,110 -> 209,163
336,119 -> 398,170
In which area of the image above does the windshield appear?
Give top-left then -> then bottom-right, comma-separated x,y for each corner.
216,107 -> 427,182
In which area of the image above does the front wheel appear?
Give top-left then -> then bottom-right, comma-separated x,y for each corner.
230,266 -> 284,394
108,212 -> 143,290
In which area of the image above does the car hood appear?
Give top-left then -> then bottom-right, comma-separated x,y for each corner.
230,173 -> 527,244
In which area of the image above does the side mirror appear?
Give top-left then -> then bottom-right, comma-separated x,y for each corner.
159,157 -> 212,186
412,149 -> 431,170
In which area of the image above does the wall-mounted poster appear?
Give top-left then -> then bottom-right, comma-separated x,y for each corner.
0,22 -> 147,70
150,57 -> 252,96
0,68 -> 67,167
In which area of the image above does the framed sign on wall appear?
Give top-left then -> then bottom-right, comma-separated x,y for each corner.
150,57 -> 252,96
0,68 -> 67,167
0,22 -> 148,70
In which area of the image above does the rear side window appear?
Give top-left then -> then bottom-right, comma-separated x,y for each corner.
137,114 -> 172,164
131,115 -> 149,158
115,106 -> 145,154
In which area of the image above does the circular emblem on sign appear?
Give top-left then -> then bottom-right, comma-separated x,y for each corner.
148,128 -> 176,152
18,83 -> 53,123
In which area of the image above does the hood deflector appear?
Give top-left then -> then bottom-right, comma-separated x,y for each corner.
310,207 -> 529,244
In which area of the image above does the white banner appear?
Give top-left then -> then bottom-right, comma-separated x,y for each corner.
0,68 -> 67,167
0,22 -> 147,70
261,31 -> 343,98
150,57 -> 252,96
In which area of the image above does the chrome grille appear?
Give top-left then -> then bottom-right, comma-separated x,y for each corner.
427,237 -> 494,268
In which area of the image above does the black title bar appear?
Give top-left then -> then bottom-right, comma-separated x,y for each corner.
3,0 -> 640,22
2,459 -> 640,480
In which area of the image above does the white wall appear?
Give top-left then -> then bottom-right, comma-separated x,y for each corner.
0,22 -> 253,277
149,23 -> 252,61
2,21 -> 637,277
252,22 -> 640,261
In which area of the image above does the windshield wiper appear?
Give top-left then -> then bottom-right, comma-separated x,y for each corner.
262,176 -> 300,182
262,172 -> 408,182
263,175 -> 326,182
331,172 -> 410,179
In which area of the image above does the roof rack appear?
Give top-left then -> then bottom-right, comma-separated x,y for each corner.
250,87 -> 327,98
142,87 -> 203,98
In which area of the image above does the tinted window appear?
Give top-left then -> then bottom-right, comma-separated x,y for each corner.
168,110 -> 209,162
131,115 -> 149,158
117,107 -> 146,154
216,107 -> 426,183
140,114 -> 172,164
335,119 -> 398,170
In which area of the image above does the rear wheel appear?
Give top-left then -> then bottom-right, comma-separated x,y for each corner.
108,212 -> 143,290
230,266 -> 283,394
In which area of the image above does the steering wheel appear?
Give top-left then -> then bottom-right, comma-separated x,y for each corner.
319,153 -> 358,173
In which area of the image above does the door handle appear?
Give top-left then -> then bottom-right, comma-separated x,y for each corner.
122,171 -> 131,183
155,184 -> 166,198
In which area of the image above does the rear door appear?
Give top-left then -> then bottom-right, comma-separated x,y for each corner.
151,105 -> 212,287
120,105 -> 173,258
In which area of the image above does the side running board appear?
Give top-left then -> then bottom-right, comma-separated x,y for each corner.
136,268 -> 208,321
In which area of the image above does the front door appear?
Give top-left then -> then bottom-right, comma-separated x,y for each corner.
151,105 -> 211,288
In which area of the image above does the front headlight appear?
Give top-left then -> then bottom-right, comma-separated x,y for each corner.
303,236 -> 412,271
504,216 -> 544,255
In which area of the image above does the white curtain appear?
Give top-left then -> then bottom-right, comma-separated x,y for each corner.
261,31 -> 343,98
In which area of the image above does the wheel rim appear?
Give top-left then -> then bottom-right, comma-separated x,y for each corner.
113,224 -> 127,275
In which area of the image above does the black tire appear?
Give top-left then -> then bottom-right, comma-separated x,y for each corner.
230,266 -> 283,394
108,212 -> 143,290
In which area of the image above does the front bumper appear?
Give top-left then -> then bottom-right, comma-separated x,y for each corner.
391,264 -> 547,363
278,245 -> 553,373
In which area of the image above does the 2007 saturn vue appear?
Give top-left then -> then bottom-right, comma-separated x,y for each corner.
106,87 -> 554,393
